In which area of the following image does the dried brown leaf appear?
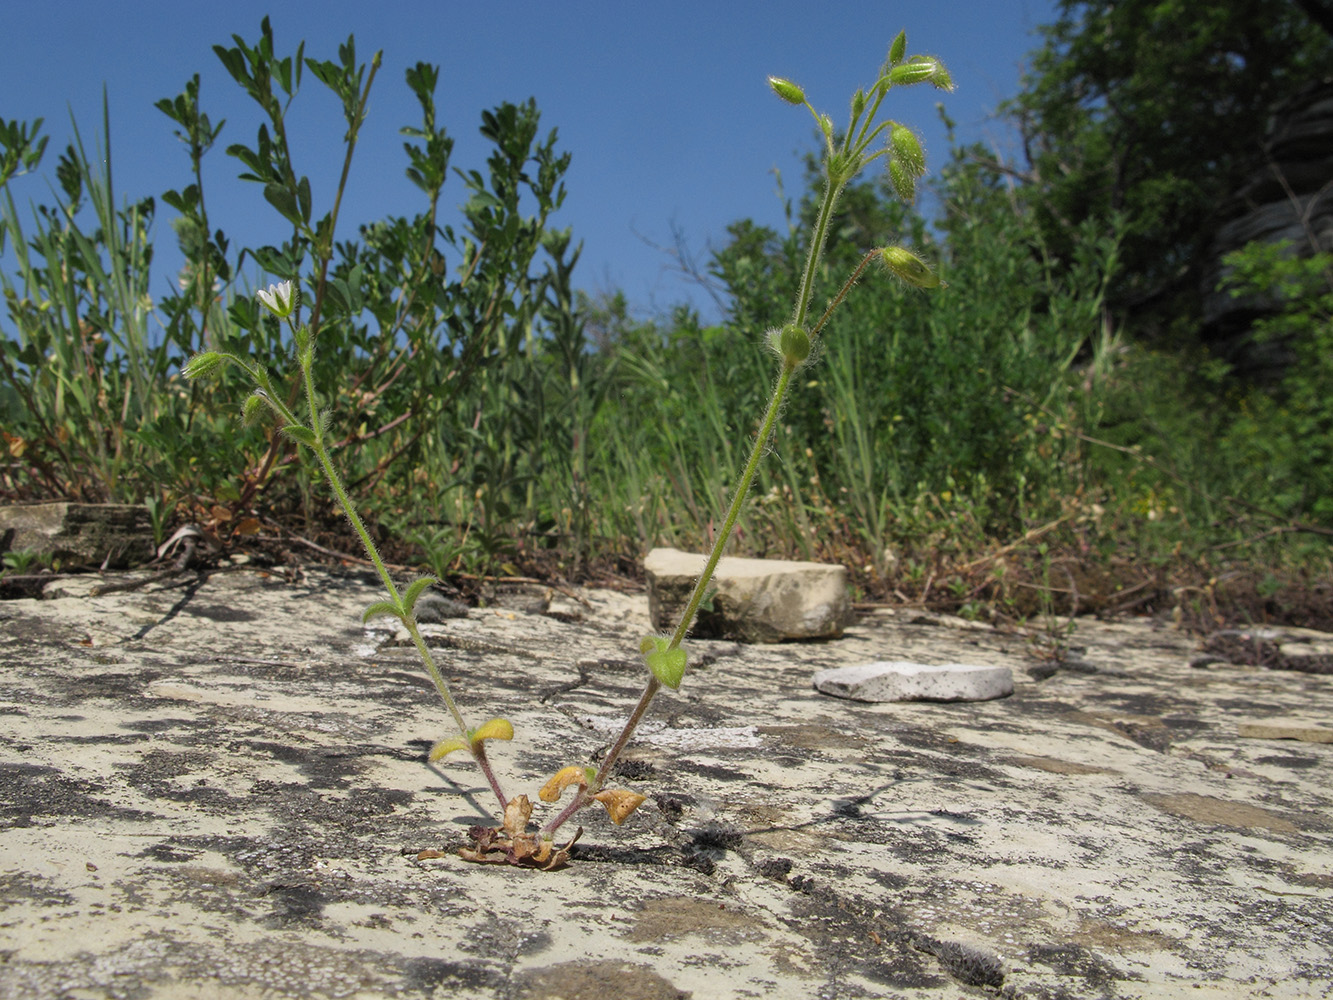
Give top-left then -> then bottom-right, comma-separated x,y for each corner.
592,788 -> 648,825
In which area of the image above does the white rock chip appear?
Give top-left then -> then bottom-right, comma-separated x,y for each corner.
644,546 -> 851,643
813,661 -> 1014,703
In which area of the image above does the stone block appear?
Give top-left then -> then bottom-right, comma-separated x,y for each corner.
643,546 -> 851,643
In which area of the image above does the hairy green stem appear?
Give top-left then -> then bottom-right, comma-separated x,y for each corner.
297,351 -> 506,811
539,161 -> 853,838
794,176 -> 846,329
546,363 -> 799,838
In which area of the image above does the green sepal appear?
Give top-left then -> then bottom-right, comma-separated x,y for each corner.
362,600 -> 405,624
640,634 -> 687,690
401,575 -> 438,616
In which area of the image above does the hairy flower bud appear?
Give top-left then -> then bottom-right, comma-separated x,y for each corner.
879,246 -> 944,289
778,323 -> 810,366
182,351 -> 224,380
767,76 -> 805,106
887,30 -> 907,67
890,124 -> 926,177
887,60 -> 937,87
888,159 -> 917,204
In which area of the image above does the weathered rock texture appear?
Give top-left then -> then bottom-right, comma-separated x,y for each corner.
1,567 -> 1331,998
0,503 -> 154,569
644,547 -> 852,642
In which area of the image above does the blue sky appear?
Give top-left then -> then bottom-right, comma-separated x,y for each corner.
2,1 -> 1056,323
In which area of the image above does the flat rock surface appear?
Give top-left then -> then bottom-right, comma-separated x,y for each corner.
1,567 -> 1331,999
814,662 -> 1015,703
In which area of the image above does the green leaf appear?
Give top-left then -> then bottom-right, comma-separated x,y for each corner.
640,635 -> 687,690
362,600 -> 404,624
401,575 -> 438,615
283,425 -> 318,447
263,182 -> 301,226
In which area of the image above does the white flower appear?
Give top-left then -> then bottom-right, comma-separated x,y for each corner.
257,280 -> 297,319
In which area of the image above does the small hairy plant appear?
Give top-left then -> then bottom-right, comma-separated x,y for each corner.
187,29 -> 951,868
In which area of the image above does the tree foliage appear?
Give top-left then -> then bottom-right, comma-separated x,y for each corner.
1004,0 -> 1333,332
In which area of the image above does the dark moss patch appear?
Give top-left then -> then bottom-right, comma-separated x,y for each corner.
0,761 -> 157,827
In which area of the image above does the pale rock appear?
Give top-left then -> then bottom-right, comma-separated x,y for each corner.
1237,720 -> 1333,744
644,546 -> 851,643
0,502 -> 153,568
1280,641 -> 1333,658
813,661 -> 1014,703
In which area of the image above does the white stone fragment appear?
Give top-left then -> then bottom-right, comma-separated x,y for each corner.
644,546 -> 851,643
813,661 -> 1014,703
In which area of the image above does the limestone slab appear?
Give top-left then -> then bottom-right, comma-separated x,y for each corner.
813,661 -> 1014,702
643,546 -> 851,643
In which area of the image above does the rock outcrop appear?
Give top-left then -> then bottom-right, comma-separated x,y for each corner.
0,568 -> 1330,997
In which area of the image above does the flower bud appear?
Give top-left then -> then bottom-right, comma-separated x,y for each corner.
888,159 -> 917,204
890,124 -> 926,177
242,393 -> 268,425
879,246 -> 944,289
767,76 -> 805,106
888,59 -> 937,87
778,323 -> 810,365
182,351 -> 224,380
887,30 -> 907,67
850,88 -> 866,121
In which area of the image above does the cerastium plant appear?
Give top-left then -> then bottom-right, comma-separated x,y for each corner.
185,30 -> 951,869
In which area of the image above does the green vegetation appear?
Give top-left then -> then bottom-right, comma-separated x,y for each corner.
184,30 -> 956,862
2,9 -> 1330,642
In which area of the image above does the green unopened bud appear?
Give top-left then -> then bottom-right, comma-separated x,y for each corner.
242,392 -> 269,425
888,159 -> 917,204
887,30 -> 907,67
888,59 -> 937,87
930,62 -> 954,91
777,323 -> 810,365
851,88 -> 866,121
182,352 -> 225,380
890,124 -> 926,177
768,76 -> 805,106
880,246 -> 944,289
